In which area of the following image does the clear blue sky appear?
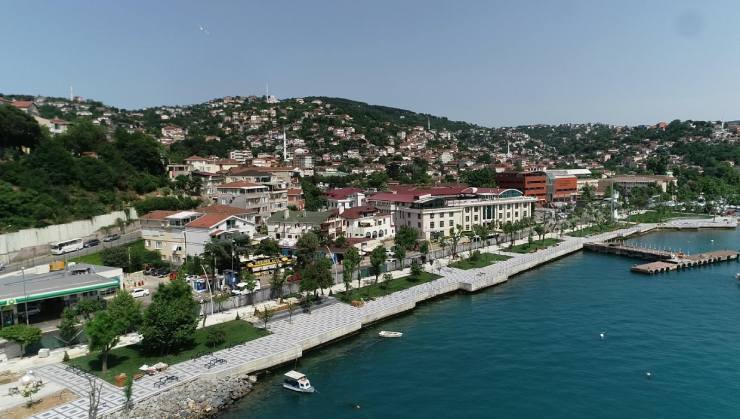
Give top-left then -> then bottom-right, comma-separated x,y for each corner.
2,0 -> 738,126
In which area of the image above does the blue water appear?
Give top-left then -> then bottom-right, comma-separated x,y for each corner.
224,229 -> 740,418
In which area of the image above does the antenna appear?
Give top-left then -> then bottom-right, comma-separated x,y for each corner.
283,127 -> 288,162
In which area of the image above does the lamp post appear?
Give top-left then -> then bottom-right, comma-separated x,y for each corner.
21,266 -> 28,325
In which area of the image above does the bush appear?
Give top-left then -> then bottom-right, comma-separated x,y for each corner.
205,326 -> 226,348
469,250 -> 482,262
410,261 -> 423,280
0,324 -> 42,355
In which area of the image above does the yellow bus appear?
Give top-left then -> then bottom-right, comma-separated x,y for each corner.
245,256 -> 295,273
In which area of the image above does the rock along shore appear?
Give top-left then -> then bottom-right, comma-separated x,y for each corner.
104,374 -> 254,419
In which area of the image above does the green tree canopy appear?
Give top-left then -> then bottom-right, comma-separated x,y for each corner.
140,279 -> 199,355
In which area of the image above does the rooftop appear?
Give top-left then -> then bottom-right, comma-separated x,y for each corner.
268,210 -> 335,225
0,264 -> 121,305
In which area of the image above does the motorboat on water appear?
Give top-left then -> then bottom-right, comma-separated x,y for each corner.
736,273 -> 740,280
378,331 -> 403,338
283,370 -> 315,393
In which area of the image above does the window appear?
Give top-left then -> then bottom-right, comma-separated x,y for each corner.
145,240 -> 151,247
418,222 -> 421,228
430,213 -> 435,219
465,216 -> 469,222
430,222 -> 435,228
155,241 -> 162,249
448,212 -> 454,218
465,207 -> 470,213
440,220 -> 445,228
474,215 -> 478,221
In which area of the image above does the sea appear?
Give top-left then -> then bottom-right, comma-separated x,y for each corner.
223,228 -> 740,419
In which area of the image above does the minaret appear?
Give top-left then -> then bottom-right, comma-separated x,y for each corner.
69,85 -> 73,101
427,117 -> 430,131
506,140 -> 511,158
283,128 -> 288,162
266,82 -> 269,98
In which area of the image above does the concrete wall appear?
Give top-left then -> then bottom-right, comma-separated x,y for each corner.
0,208 -> 138,264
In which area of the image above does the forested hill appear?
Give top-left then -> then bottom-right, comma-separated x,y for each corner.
0,105 -> 168,232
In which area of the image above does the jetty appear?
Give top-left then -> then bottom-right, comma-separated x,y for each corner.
584,242 -> 739,274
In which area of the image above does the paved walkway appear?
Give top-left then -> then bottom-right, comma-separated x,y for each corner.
23,222 -> 689,418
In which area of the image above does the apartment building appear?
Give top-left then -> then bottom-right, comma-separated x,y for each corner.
495,171 -> 547,204
267,209 -> 343,248
368,185 -> 537,240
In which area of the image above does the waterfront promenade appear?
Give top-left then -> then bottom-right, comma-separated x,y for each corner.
27,221 -> 721,418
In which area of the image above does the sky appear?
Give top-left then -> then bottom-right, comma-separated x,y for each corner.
2,0 -> 739,127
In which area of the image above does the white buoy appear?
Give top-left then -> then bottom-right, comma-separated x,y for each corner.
645,371 -> 652,379
600,331 -> 606,339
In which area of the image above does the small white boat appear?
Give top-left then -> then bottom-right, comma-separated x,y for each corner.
283,370 -> 315,393
378,330 -> 403,338
736,273 -> 740,280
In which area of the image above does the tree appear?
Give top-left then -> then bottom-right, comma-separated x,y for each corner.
369,246 -> 387,284
0,324 -> 41,356
141,279 -> 199,355
87,375 -> 104,419
395,225 -> 419,251
257,306 -> 275,329
205,326 -> 226,348
123,375 -> 134,412
581,184 -> 595,203
449,224 -> 463,258
343,247 -> 362,290
287,300 -> 297,323
106,291 -> 142,333
240,270 -> 258,307
58,307 -> 80,346
392,244 -> 406,268
295,231 -> 320,269
270,269 -> 286,302
472,223 -> 491,247
85,311 -> 121,372
419,240 -> 430,264
342,267 -> 353,294
0,104 -> 42,151
534,224 -> 546,241
74,298 -> 106,321
315,257 -> 334,295
256,238 -> 280,256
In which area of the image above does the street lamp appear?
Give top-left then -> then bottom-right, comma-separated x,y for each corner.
21,266 -> 28,325
200,265 -> 215,317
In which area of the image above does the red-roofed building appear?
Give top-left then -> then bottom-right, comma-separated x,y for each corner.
325,187 -> 365,212
185,213 -> 256,256
338,205 -> 395,244
11,100 -> 38,116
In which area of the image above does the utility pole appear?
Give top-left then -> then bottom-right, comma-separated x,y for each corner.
21,267 -> 28,325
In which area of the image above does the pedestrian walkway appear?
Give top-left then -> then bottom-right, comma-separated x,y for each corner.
24,223 -> 665,418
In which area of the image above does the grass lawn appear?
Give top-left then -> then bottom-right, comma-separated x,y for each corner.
70,240 -> 146,265
449,252 -> 511,270
627,211 -> 712,223
337,271 -> 441,303
568,223 -> 631,237
67,320 -> 268,383
508,238 -> 561,254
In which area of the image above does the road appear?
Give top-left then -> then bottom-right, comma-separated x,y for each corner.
1,230 -> 142,273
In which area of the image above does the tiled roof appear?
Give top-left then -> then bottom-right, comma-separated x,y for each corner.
267,210 -> 334,225
186,213 -> 237,229
325,187 -> 363,200
339,205 -> 380,219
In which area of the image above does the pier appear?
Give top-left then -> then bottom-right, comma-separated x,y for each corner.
584,242 -> 739,274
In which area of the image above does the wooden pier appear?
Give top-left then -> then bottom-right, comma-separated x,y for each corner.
584,242 -> 739,275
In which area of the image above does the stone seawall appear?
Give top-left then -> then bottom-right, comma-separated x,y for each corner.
104,374 -> 253,419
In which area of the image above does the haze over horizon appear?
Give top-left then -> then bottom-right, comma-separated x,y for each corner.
3,0 -> 739,127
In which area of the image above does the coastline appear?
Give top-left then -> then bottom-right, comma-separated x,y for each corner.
28,218 -> 736,419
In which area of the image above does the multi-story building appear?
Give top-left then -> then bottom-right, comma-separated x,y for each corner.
287,188 -> 305,210
213,181 -> 272,222
184,155 -> 240,173
545,171 -> 578,204
267,209 -> 343,248
598,174 -> 677,194
495,171 -> 547,204
338,205 -> 394,241
141,206 -> 257,263
229,149 -> 252,164
325,188 -> 365,212
368,185 -> 537,240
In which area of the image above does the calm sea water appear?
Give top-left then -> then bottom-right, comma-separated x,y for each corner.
224,229 -> 740,419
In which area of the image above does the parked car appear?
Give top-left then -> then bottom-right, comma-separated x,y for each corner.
156,268 -> 170,277
103,234 -> 120,242
84,239 -> 100,248
131,288 -> 150,298
143,266 -> 157,276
